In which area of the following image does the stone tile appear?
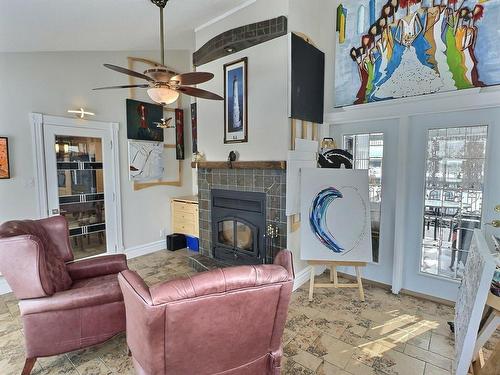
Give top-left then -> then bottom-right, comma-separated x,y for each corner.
424,363 -> 451,375
283,358 -> 315,375
287,348 -> 323,372
373,348 -> 425,375
428,333 -> 454,359
345,359 -> 380,375
308,333 -> 356,369
315,361 -> 350,375
404,344 -> 451,371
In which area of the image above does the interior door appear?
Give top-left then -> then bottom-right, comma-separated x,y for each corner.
403,108 -> 500,301
43,124 -> 116,259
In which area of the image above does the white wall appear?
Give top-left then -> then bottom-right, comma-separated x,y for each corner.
195,0 -> 290,162
196,36 -> 289,161
0,50 -> 194,251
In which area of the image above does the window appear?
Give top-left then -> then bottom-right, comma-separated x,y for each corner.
344,133 -> 384,262
421,126 -> 488,279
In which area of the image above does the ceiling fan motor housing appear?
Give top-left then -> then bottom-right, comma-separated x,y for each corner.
151,0 -> 168,8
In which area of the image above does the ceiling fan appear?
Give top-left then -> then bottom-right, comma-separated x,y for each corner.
93,0 -> 223,104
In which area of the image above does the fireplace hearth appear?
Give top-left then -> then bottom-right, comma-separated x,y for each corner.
211,189 -> 266,265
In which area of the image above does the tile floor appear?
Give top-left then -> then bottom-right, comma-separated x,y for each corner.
0,249 -> 498,375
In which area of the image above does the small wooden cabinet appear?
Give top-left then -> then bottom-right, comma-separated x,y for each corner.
171,195 -> 199,237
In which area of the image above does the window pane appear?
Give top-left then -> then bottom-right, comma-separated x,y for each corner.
420,126 -> 487,280
343,133 -> 384,263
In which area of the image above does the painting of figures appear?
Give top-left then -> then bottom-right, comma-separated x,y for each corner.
224,57 -> 248,143
0,137 -> 10,179
335,0 -> 500,107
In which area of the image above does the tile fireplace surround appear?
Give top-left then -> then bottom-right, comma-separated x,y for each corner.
197,167 -> 286,264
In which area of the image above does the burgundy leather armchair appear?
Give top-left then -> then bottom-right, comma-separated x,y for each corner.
0,216 -> 128,375
118,250 -> 294,375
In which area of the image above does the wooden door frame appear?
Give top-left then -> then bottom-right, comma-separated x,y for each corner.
29,113 -> 124,253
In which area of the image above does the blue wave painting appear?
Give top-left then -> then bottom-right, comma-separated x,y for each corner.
309,187 -> 345,253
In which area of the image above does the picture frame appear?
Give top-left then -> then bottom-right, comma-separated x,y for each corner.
0,137 -> 10,179
126,98 -> 164,142
175,109 -> 185,160
224,57 -> 248,144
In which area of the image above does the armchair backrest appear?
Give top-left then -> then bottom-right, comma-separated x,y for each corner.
0,216 -> 73,299
118,250 -> 294,375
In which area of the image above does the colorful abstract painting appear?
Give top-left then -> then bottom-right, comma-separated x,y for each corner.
335,0 -> 500,107
300,169 -> 373,262
0,137 -> 10,179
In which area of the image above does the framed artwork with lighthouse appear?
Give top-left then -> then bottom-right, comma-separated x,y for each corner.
224,57 -> 248,144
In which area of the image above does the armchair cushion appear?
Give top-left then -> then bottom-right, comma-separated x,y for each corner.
19,273 -> 123,316
0,219 -> 72,296
66,254 -> 128,281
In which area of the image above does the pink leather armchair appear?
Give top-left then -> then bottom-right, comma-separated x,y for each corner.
118,250 -> 294,375
0,216 -> 128,375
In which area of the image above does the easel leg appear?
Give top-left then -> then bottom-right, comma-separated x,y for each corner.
355,266 -> 365,302
308,266 -> 315,302
333,266 -> 338,286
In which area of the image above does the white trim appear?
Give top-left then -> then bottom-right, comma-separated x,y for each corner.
292,265 -> 325,291
29,113 -> 123,254
391,116 -> 409,294
125,240 -> 166,260
325,87 -> 500,124
0,278 -> 11,295
30,113 -> 48,218
194,0 -> 257,33
293,265 -> 312,291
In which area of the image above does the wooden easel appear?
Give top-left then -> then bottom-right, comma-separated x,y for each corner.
308,260 -> 367,302
469,291 -> 500,375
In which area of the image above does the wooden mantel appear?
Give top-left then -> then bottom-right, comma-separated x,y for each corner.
191,161 -> 286,170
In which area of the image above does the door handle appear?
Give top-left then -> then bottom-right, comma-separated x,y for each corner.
486,220 -> 500,228
51,208 -> 60,215
495,205 -> 500,213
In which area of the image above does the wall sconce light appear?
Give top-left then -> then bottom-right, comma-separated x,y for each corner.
67,108 -> 95,119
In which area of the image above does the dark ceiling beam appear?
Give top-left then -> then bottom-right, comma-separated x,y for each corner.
193,16 -> 288,67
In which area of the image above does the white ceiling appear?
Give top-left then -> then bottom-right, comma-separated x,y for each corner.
0,0 -> 250,52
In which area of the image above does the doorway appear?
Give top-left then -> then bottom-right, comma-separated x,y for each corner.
30,114 -> 123,258
403,108 -> 500,301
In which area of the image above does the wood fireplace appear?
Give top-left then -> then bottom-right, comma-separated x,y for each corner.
211,189 -> 266,265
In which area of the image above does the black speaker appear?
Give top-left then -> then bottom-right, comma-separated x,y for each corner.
166,233 -> 186,251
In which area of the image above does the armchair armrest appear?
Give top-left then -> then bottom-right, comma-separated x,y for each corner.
0,235 -> 53,299
66,254 -> 128,281
118,270 -> 152,305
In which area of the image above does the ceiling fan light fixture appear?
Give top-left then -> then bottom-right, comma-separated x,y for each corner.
147,87 -> 179,105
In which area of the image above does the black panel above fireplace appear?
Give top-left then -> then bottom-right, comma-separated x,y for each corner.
211,189 -> 266,265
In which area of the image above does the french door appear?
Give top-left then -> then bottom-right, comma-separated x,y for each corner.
403,108 -> 500,301
31,114 -> 123,259
330,118 -> 399,286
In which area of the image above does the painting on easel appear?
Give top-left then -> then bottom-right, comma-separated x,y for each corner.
300,168 -> 373,262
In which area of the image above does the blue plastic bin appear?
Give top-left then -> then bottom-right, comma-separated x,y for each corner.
185,235 -> 199,252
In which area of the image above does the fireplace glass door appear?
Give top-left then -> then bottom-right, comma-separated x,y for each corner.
218,219 -> 255,253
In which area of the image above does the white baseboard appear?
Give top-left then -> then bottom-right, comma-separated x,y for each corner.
293,265 -> 326,291
0,277 -> 11,295
125,240 -> 165,259
0,240 -> 166,296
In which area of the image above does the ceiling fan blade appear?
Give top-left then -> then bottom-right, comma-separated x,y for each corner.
93,84 -> 150,90
170,72 -> 214,86
176,86 -> 223,100
103,64 -> 155,82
